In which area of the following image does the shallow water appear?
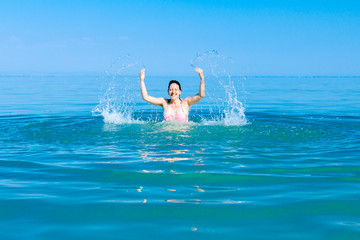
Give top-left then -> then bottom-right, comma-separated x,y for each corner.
1,75 -> 360,239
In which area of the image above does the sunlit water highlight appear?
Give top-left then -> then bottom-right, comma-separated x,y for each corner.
1,66 -> 360,238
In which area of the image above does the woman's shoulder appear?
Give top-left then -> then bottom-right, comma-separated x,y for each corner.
181,98 -> 191,108
182,97 -> 191,104
161,98 -> 170,108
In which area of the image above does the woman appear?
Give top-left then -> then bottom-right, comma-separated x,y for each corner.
140,68 -> 205,122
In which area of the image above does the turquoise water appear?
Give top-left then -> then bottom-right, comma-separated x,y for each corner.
1,74 -> 360,239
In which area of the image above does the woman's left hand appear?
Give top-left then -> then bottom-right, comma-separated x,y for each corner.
195,68 -> 203,74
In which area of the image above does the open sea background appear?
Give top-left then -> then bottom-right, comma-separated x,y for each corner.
1,60 -> 360,239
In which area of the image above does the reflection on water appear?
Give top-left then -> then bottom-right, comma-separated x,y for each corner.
155,121 -> 195,133
140,149 -> 195,163
136,129 -> 211,204
138,122 -> 199,164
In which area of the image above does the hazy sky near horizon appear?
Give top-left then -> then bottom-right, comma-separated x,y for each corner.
1,0 -> 359,76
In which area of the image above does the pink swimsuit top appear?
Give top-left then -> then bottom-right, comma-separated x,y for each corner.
164,112 -> 189,122
163,99 -> 189,122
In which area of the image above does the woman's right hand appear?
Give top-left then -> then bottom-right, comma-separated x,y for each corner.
140,68 -> 145,81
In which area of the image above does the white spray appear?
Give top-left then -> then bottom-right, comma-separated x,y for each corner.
190,50 -> 247,126
92,55 -> 145,124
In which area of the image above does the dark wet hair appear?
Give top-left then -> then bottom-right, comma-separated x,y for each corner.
168,80 -> 182,91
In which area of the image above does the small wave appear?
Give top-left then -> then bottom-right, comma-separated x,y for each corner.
201,117 -> 247,126
100,111 -> 144,124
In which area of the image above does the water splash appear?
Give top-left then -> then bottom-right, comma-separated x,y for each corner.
190,50 -> 247,126
221,75 -> 247,126
106,55 -> 145,77
93,52 -> 246,126
92,55 -> 145,124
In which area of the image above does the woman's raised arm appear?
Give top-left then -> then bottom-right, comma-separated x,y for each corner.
185,68 -> 205,106
140,69 -> 166,106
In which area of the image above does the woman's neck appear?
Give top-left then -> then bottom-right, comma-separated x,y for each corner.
170,98 -> 181,104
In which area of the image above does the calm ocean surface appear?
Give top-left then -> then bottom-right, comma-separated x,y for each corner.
1,74 -> 360,239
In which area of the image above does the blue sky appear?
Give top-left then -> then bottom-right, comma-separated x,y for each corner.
1,0 -> 359,76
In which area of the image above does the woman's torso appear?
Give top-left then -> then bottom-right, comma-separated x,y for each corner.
163,99 -> 189,122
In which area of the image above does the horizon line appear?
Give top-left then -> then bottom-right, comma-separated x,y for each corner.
1,73 -> 360,78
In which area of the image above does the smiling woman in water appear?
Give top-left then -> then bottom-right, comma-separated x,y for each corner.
139,68 -> 205,122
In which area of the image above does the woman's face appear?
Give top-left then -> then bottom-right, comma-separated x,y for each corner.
168,83 -> 181,100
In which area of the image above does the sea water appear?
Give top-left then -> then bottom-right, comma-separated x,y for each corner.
1,66 -> 360,239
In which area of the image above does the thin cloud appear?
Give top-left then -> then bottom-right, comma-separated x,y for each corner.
8,36 -> 20,42
119,36 -> 129,41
